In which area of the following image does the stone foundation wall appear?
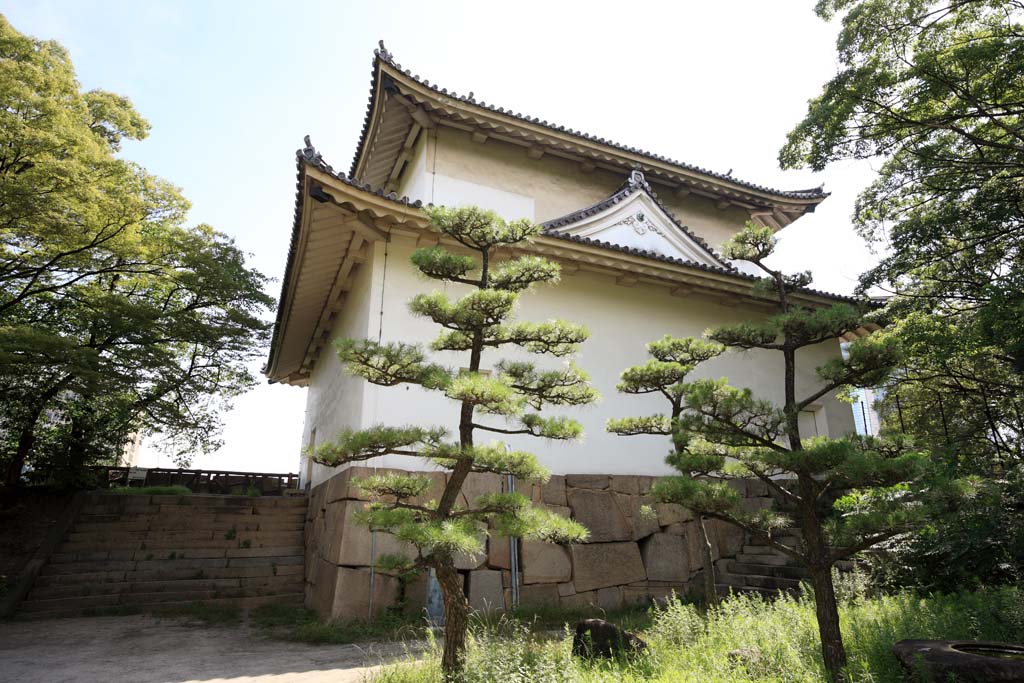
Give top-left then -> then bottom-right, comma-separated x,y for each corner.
303,467 -> 783,620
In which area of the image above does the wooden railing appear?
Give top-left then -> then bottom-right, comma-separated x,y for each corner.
94,467 -> 300,496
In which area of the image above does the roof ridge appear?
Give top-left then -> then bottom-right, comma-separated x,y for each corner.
360,41 -> 828,201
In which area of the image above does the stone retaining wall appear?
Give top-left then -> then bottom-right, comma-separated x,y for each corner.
304,467 -> 779,620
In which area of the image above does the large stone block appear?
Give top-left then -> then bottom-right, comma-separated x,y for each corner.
711,519 -> 746,557
740,496 -> 774,515
306,557 -> 337,614
321,500 -> 415,566
637,476 -> 656,495
568,488 -> 631,542
457,472 -> 503,508
522,541 -> 572,584
596,586 -> 624,610
610,475 -> 640,496
310,564 -> 400,620
656,502 -> 693,526
324,467 -> 386,503
487,533 -> 511,570
685,520 -> 720,569
545,504 -> 571,518
519,583 -> 560,608
616,494 -> 659,540
746,478 -> 769,497
571,541 -> 646,592
468,569 -> 504,612
402,572 -> 430,616
566,474 -> 610,490
540,475 -> 567,506
640,533 -> 690,583
560,590 -> 597,609
410,471 -> 447,507
454,527 -> 488,570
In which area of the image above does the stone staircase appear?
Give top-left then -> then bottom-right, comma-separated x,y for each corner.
19,492 -> 305,618
715,530 -> 810,599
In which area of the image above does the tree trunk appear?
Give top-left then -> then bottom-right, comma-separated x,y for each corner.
4,422 -> 36,491
697,516 -> 718,607
809,564 -> 847,683
436,557 -> 469,679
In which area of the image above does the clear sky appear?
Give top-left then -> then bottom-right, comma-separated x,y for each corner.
3,0 -> 880,474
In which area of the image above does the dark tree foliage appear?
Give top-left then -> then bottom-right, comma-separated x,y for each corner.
781,0 -> 1024,592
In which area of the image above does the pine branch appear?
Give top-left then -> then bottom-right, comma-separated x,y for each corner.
312,425 -> 446,466
491,321 -> 589,356
490,256 -> 560,292
411,246 -> 479,286
497,360 -> 597,407
474,413 -> 583,440
606,415 -> 672,436
427,441 -> 551,481
336,339 -> 451,388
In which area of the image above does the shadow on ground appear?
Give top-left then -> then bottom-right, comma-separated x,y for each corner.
0,614 -> 421,683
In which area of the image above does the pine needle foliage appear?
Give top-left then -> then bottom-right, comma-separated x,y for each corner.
312,205 -> 597,678
614,222 -> 949,683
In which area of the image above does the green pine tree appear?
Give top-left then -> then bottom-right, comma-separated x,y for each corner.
637,223 -> 940,683
607,335 -> 725,607
312,206 -> 596,678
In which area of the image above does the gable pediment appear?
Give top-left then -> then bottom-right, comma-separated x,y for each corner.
543,172 -> 726,269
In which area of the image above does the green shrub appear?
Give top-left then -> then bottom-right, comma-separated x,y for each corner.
372,587 -> 1024,683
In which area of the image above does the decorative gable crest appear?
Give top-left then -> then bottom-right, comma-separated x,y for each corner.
542,171 -> 726,268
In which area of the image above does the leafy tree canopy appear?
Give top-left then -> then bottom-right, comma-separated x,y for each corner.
0,16 -> 272,488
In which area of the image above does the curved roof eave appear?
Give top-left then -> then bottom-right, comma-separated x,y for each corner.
349,42 -> 830,209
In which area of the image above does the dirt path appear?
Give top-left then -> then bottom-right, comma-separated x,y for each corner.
0,614 -> 422,683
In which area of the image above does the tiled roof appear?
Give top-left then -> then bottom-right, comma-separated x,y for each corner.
266,138 -> 425,378
268,141 -> 861,377
541,230 -> 863,304
542,170 -> 731,270
350,41 -> 827,202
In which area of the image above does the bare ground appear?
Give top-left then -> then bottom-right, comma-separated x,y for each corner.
0,614 -> 421,683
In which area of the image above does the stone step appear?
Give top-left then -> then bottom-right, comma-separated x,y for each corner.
85,493 -> 307,508
738,574 -> 802,590
33,562 -> 304,587
52,535 -> 301,560
18,589 -> 301,618
73,520 -> 304,535
28,575 -> 303,601
59,531 -> 301,548
39,553 -> 302,577
23,584 -> 304,612
734,552 -> 795,566
727,560 -> 810,580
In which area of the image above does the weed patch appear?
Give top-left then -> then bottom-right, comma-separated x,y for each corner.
107,486 -> 191,496
252,603 -> 428,644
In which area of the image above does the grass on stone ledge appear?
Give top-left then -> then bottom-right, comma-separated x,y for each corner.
106,485 -> 192,496
371,584 -> 1024,683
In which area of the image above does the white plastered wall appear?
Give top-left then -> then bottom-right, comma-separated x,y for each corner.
398,126 -> 753,254
298,247 -> 377,488
300,235 -> 854,486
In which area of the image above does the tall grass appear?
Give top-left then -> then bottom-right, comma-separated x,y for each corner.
371,585 -> 1024,683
